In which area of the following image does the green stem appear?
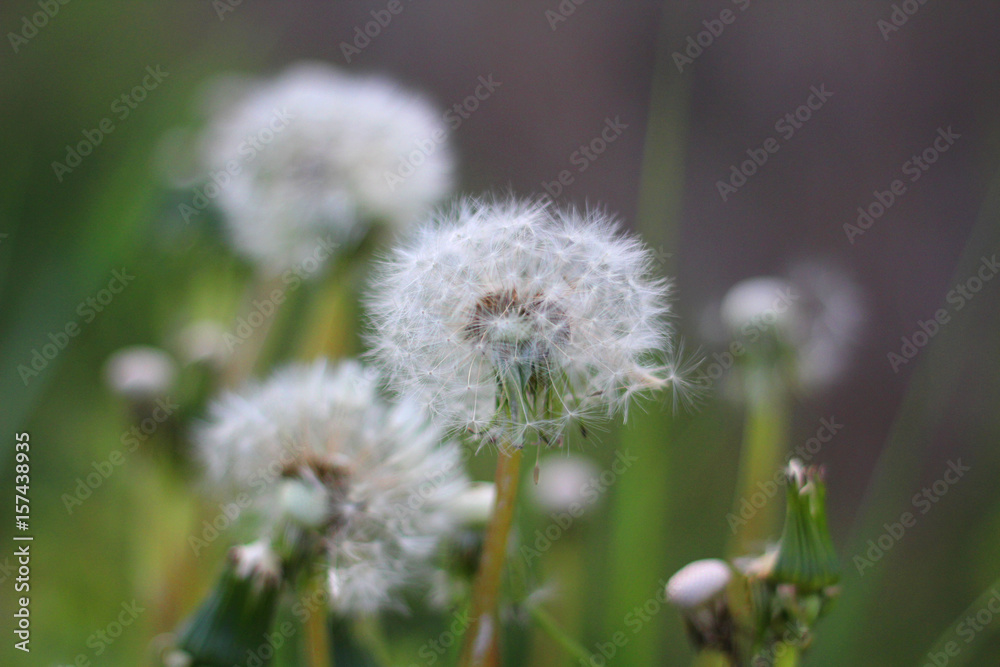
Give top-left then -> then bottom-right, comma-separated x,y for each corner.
527,605 -> 593,665
691,651 -> 733,667
728,365 -> 789,557
774,643 -> 801,667
221,271 -> 284,388
458,447 -> 523,667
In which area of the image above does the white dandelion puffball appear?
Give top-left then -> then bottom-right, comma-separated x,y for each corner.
200,62 -> 455,272
196,359 -> 467,616
367,197 -> 675,448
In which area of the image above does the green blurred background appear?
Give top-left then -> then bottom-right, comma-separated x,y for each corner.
2,1 -> 1000,665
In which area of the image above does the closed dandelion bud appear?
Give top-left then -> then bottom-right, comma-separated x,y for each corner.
771,460 -> 840,594
666,559 -> 736,656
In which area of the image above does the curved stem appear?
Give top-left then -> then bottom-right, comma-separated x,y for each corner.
458,447 -> 523,667
527,604 -> 593,665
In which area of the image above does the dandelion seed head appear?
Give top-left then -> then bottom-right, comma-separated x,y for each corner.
196,359 -> 467,616
367,196 -> 676,448
200,63 -> 454,272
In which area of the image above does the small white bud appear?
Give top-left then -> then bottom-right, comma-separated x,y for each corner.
447,482 -> 496,527
175,320 -> 228,367
530,454 -> 601,515
103,346 -> 177,399
666,558 -> 732,610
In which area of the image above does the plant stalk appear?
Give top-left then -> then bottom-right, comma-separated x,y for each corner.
458,447 -> 523,667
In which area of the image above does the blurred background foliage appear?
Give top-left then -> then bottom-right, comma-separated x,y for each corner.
2,1 -> 1000,665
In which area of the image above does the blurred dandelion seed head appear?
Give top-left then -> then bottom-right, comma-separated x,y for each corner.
196,359 -> 467,615
199,62 -> 455,272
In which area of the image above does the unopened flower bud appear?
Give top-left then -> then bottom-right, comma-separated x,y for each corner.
667,559 -> 736,656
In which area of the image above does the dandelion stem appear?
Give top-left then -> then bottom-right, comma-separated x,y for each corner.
305,580 -> 331,667
691,651 -> 733,667
526,604 -> 593,665
459,446 -> 523,667
774,643 -> 801,667
222,271 -> 285,387
729,364 -> 789,556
